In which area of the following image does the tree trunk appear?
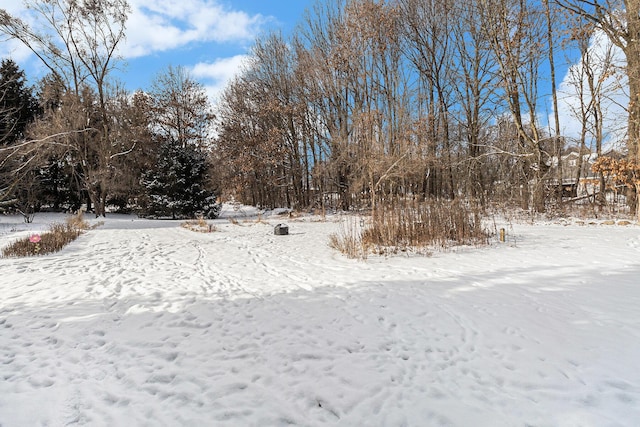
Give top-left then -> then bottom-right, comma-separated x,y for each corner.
635,184 -> 640,222
625,42 -> 640,220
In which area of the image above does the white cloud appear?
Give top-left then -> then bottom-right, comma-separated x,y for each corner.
0,0 -> 23,15
0,1 -> 263,64
192,55 -> 248,81
191,54 -> 249,102
0,2 -> 38,65
122,0 -> 267,58
0,38 -> 34,64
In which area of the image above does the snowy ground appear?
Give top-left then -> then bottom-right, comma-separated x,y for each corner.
1,206 -> 639,426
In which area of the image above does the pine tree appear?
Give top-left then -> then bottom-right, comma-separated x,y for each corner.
141,142 -> 219,219
0,59 -> 41,218
0,58 -> 39,145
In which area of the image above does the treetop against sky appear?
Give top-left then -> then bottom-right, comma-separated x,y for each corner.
0,0 -> 628,145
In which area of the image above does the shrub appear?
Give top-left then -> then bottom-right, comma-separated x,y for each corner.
65,210 -> 91,231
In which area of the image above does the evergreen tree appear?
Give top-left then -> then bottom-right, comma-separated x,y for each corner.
39,159 -> 83,212
0,58 -> 39,145
0,58 -> 40,217
141,142 -> 219,219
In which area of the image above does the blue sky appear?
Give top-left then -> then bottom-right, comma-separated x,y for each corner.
0,0 -> 316,101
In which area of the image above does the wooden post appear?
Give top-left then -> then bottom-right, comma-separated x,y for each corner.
499,228 -> 506,243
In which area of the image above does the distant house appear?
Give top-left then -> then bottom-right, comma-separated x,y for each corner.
547,147 -> 597,197
548,148 -> 627,198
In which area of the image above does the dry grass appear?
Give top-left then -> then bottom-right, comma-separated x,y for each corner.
182,216 -> 217,233
3,221 -> 84,258
2,224 -> 82,257
328,217 -> 369,260
247,213 -> 269,225
330,199 -> 489,259
66,210 -> 91,231
364,199 -> 489,251
2,211 -> 104,258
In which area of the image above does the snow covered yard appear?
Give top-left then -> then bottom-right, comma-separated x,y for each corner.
1,208 -> 639,426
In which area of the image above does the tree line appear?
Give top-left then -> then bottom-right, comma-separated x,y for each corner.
216,0 -> 639,218
1,0 -> 639,221
0,0 -> 218,220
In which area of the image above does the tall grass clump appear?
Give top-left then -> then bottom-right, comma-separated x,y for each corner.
329,216 -> 369,259
2,211 -> 93,258
363,199 -> 489,253
65,210 -> 91,231
329,199 -> 489,259
182,215 -> 217,233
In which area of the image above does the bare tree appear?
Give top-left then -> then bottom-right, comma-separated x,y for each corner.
483,0 -> 550,211
297,0 -> 355,211
149,65 -> 214,150
544,0 -> 566,205
556,0 -> 640,218
216,42 -> 303,209
564,23 -> 625,204
105,87 -> 155,209
400,0 -> 459,200
247,32 -> 311,208
564,23 -> 597,199
448,0 -> 499,203
140,66 -> 218,218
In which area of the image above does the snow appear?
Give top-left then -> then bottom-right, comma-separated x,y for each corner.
1,206 -> 639,426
